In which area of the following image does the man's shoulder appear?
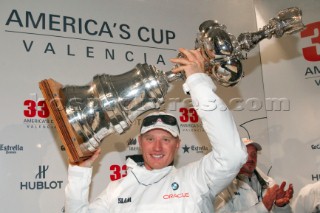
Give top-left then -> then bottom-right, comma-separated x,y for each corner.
299,181 -> 320,194
255,168 -> 274,183
106,176 -> 124,190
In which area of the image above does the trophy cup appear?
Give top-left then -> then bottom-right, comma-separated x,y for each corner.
194,6 -> 305,86
39,7 -> 304,163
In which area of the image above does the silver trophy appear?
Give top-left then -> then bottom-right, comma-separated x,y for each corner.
193,6 -> 305,87
39,7 -> 304,162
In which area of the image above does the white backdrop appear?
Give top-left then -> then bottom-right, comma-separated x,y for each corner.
0,0 -> 318,212
255,0 -> 320,198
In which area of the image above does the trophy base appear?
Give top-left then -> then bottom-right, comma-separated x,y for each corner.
39,79 -> 92,163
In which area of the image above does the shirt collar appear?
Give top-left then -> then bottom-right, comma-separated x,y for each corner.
126,158 -> 173,186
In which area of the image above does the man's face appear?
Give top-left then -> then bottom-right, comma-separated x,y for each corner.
239,144 -> 258,177
139,129 -> 180,170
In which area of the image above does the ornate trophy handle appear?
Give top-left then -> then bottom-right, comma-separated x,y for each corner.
170,7 -> 305,87
237,7 -> 305,51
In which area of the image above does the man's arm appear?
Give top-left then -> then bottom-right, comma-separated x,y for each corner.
215,194 -> 269,213
65,149 -> 110,213
272,182 -> 294,213
259,172 -> 293,213
171,48 -> 247,196
292,182 -> 319,213
65,165 -> 93,213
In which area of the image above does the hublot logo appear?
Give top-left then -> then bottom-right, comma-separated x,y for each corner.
20,165 -> 63,190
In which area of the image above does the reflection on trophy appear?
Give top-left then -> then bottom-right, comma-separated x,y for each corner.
194,6 -> 305,86
39,7 -> 305,163
40,64 -> 175,163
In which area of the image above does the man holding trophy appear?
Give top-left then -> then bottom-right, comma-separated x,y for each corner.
37,7 -> 305,212
39,7 -> 305,164
64,47 -> 248,212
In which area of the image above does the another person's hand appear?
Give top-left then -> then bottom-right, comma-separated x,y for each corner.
263,184 -> 279,211
70,148 -> 101,168
275,181 -> 294,207
170,48 -> 206,78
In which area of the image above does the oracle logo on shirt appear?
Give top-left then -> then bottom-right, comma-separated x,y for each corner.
162,192 -> 190,199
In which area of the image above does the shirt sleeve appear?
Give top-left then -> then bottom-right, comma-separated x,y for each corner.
272,203 -> 293,213
214,182 -> 269,213
65,165 -> 109,213
292,183 -> 317,213
216,198 -> 269,213
183,73 -> 247,196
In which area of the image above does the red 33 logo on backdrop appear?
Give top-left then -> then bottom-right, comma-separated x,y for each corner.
301,21 -> 320,62
24,100 -> 50,118
179,107 -> 198,123
110,164 -> 127,181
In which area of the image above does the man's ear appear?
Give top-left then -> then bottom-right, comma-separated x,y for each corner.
176,138 -> 181,149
